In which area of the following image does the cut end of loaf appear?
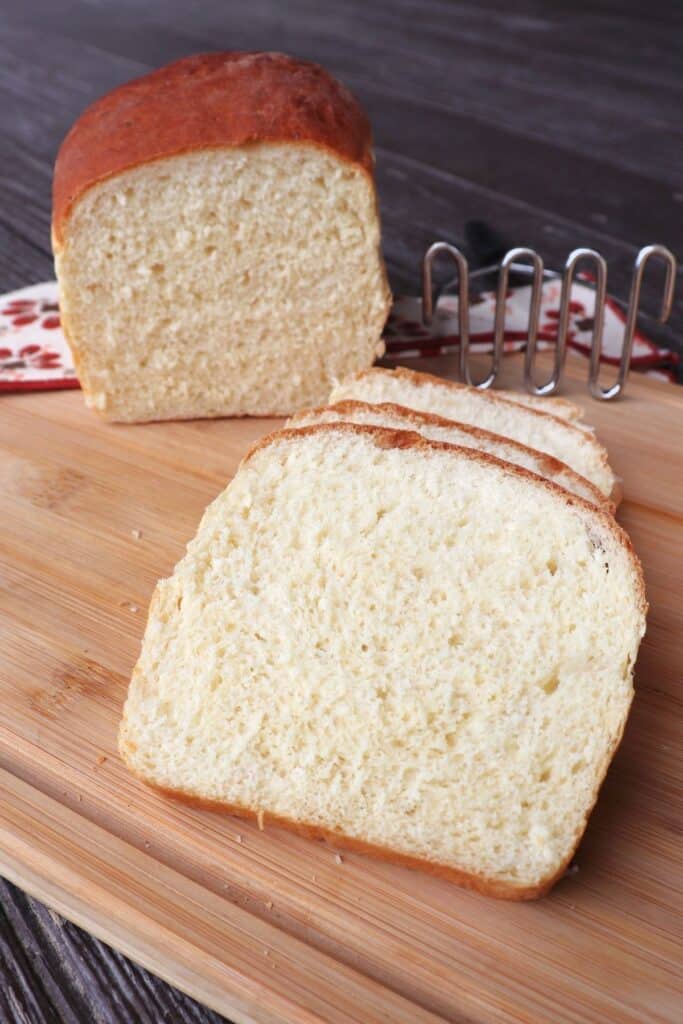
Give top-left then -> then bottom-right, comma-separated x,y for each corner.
54,144 -> 390,421
120,423 -> 645,896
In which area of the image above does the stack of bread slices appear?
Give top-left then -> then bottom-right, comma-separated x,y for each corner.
120,367 -> 645,900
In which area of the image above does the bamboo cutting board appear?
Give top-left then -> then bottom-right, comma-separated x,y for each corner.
0,355 -> 681,1024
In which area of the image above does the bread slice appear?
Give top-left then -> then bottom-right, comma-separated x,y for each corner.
497,390 -> 584,422
120,423 -> 645,899
52,52 -> 390,422
330,367 -> 616,498
289,400 -> 611,511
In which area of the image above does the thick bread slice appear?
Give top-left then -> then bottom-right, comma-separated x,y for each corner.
289,400 -> 611,512
330,367 -> 616,499
120,423 -> 645,899
52,53 -> 390,422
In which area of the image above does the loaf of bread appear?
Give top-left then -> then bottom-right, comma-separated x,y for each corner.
289,400 -> 612,511
330,367 -> 616,498
120,423 -> 645,899
52,52 -> 391,422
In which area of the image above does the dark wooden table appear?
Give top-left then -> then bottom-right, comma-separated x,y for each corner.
1,1 -> 681,1021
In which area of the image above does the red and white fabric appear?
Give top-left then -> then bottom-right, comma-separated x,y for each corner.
384,279 -> 679,382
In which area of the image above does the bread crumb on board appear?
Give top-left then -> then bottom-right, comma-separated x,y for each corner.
334,853 -> 343,865
131,528 -> 142,540
236,834 -> 243,844
265,900 -> 273,910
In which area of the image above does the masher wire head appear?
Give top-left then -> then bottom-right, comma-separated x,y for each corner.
421,242 -> 677,400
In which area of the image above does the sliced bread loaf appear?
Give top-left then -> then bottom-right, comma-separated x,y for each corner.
330,367 -> 616,498
52,52 -> 390,422
289,400 -> 611,511
120,423 -> 645,898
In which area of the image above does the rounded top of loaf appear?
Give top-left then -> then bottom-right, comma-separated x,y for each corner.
52,51 -> 374,244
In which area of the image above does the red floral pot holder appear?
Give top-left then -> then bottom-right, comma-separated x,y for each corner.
383,279 -> 679,383
0,282 -> 77,391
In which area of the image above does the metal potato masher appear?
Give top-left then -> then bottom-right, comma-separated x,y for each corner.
413,238 -> 677,400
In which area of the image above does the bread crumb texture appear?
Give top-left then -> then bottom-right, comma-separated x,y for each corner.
290,400 -> 609,510
55,145 -> 389,421
120,426 -> 645,892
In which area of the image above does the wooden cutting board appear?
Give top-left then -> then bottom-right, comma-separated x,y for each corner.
0,355 -> 681,1024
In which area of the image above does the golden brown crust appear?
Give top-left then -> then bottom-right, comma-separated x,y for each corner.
291,399 -> 614,513
53,51 -> 374,244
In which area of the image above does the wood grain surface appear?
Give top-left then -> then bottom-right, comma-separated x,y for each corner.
0,353 -> 681,1024
1,2 -> 682,1021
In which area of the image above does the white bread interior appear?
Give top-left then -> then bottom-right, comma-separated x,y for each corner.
289,400 -> 610,510
497,390 -> 584,421
54,144 -> 390,422
330,369 -> 615,496
120,424 -> 645,896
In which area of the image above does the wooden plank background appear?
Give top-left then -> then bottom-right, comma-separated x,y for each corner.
1,1 -> 682,1021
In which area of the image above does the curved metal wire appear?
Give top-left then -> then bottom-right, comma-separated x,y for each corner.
473,248 -> 543,391
422,241 -> 511,388
589,244 -> 677,400
422,241 -> 474,380
420,241 -> 677,400
525,248 -> 608,397
489,248 -> 545,394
